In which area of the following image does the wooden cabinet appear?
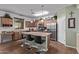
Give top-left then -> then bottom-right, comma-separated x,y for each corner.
0,32 -> 13,43
12,32 -> 22,41
1,18 -> 13,27
25,20 -> 38,27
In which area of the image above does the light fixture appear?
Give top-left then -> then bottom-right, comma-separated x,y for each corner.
32,5 -> 49,17
41,19 -> 44,22
40,5 -> 44,23
33,11 -> 49,17
30,21 -> 33,23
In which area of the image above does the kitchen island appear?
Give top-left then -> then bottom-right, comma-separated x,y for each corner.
22,32 -> 51,51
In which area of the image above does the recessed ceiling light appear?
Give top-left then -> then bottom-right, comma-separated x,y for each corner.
33,11 -> 49,17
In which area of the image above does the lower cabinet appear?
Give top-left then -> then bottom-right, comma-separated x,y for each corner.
12,32 -> 22,41
0,31 -> 22,43
1,33 -> 13,43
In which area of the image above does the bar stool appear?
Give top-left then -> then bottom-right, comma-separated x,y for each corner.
21,35 -> 30,48
21,35 -> 34,51
26,35 -> 35,47
35,36 -> 45,44
34,36 -> 46,54
27,35 -> 34,41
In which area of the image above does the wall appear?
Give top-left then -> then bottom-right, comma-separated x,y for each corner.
75,5 -> 79,52
65,5 -> 77,48
57,8 -> 66,44
57,5 -> 78,48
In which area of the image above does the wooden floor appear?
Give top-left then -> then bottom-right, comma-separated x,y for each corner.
0,40 -> 78,54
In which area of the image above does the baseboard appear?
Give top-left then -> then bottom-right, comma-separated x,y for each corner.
66,45 -> 79,53
65,45 -> 76,49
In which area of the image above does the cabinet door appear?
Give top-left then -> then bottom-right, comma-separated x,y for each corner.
13,32 -> 21,41
1,18 -> 13,26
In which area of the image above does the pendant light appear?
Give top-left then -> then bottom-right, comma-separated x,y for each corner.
30,9 -> 34,23
40,5 -> 44,23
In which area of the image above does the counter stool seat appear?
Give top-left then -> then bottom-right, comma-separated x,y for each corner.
27,35 -> 34,41
34,36 -> 45,44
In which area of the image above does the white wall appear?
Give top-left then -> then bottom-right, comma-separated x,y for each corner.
65,5 -> 77,48
57,8 -> 66,45
57,5 -> 78,48
57,16 -> 66,44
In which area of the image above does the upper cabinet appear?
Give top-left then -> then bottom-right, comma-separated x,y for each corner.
1,18 -> 13,27
0,13 -> 13,27
25,20 -> 38,27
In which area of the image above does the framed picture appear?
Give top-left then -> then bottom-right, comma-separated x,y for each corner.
68,18 -> 75,28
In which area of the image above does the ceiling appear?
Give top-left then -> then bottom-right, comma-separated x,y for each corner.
0,4 -> 70,18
